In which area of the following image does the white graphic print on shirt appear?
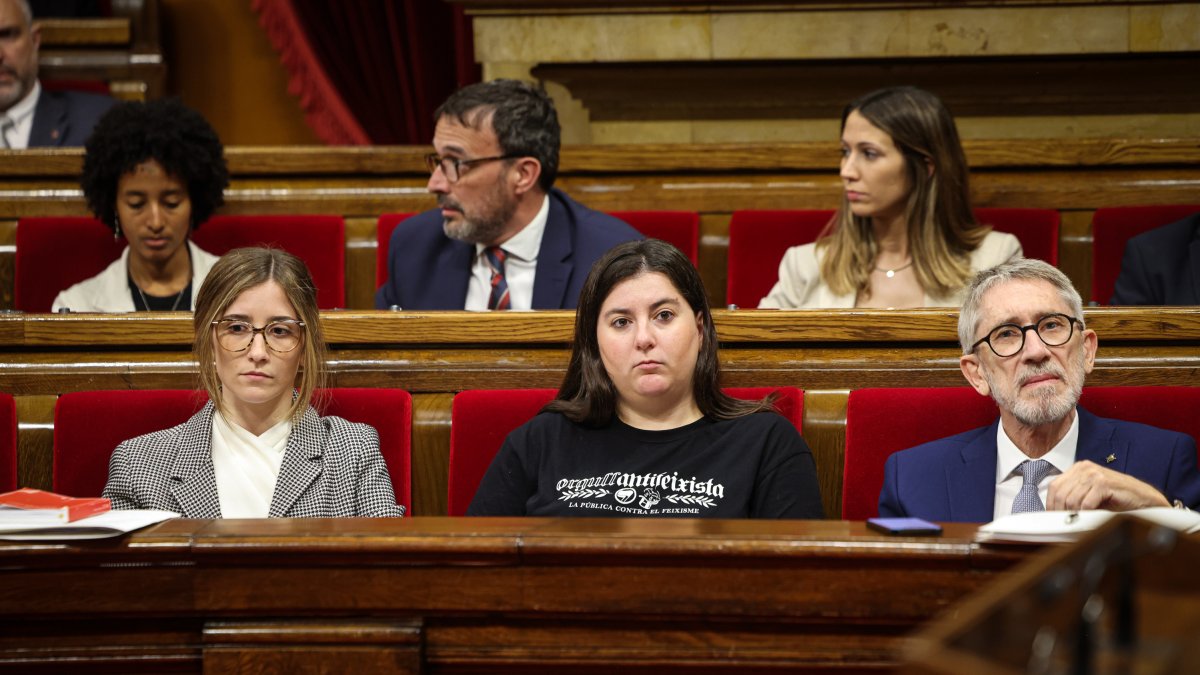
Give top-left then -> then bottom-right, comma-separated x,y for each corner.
556,471 -> 726,515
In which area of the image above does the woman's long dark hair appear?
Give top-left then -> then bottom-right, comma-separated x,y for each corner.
546,239 -> 771,426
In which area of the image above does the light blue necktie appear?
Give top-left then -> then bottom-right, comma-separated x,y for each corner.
1011,459 -> 1052,513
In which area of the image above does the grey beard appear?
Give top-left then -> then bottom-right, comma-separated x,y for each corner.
986,355 -> 1085,428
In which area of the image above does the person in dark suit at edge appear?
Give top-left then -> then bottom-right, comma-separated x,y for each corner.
1110,211 -> 1200,305
0,0 -> 114,148
879,258 -> 1200,522
375,79 -> 642,311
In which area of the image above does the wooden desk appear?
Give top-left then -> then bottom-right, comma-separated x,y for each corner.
0,518 -> 1029,673
4,307 -> 1199,516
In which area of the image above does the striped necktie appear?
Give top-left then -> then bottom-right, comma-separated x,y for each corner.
484,246 -> 510,311
0,116 -> 13,149
1011,459 -> 1052,513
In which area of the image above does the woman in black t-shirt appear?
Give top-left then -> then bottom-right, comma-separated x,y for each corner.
468,239 -> 824,518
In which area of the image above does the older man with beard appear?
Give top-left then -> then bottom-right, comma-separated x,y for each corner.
0,0 -> 114,148
375,79 -> 641,311
878,258 -> 1200,522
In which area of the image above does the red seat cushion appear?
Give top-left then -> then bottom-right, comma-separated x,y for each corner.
608,211 -> 700,264
447,386 -> 804,516
17,215 -> 348,312
193,215 -> 346,309
843,388 -> 998,521
842,386 -> 1200,520
973,207 -> 1059,265
1091,205 -> 1200,304
53,388 -> 412,510
0,393 -> 16,492
726,210 -> 834,309
726,208 -> 1059,309
54,390 -> 207,498
448,389 -> 556,516
1077,387 -> 1200,448
316,388 -> 412,513
15,217 -> 122,313
376,213 -> 416,288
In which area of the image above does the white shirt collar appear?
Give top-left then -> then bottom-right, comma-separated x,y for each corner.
5,79 -> 39,126
2,80 -> 39,149
996,408 -> 1080,479
475,193 -> 549,263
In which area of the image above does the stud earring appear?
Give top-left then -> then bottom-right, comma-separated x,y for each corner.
113,213 -> 122,242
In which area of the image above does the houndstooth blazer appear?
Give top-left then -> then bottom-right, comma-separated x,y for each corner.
102,402 -> 404,518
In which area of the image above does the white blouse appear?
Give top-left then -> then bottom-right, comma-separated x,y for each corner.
211,412 -> 292,518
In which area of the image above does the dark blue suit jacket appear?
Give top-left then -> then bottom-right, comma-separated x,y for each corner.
29,89 -> 116,147
375,188 -> 642,310
878,408 -> 1200,522
1111,212 -> 1200,305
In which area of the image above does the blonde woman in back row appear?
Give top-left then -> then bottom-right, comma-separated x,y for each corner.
759,86 -> 1022,309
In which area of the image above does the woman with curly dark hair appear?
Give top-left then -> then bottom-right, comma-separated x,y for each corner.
52,98 -> 229,312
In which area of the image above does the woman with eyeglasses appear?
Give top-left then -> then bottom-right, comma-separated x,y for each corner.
102,247 -> 403,518
759,86 -> 1022,309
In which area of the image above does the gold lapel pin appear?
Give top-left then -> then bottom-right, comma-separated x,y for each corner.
1106,453 -> 1117,464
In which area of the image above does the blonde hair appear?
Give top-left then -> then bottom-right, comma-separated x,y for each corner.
193,247 -> 325,421
819,86 -> 990,299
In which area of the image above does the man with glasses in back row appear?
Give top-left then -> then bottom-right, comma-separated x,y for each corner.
376,79 -> 641,311
879,258 -> 1200,522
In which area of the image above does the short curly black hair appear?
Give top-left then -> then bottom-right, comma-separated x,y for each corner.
81,98 -> 229,233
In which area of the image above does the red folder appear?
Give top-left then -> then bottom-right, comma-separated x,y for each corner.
0,488 -> 111,523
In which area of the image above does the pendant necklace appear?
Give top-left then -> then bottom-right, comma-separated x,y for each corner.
874,260 -> 914,279
135,283 -> 187,311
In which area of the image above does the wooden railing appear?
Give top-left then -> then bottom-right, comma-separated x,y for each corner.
4,307 -> 1198,517
0,517 -> 1027,674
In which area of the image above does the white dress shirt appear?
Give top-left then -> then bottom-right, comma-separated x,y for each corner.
993,411 -> 1080,519
464,195 -> 549,311
1,81 -> 39,149
211,411 -> 292,518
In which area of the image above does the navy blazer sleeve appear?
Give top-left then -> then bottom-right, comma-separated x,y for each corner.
878,452 -> 905,517
1110,214 -> 1200,305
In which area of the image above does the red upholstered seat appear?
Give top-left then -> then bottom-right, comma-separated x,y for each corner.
15,217 -> 123,313
315,388 -> 413,513
1077,387 -> 1200,448
0,393 -> 16,492
446,386 -> 803,516
842,386 -> 1200,520
725,208 -> 1060,309
192,215 -> 346,309
1091,205 -> 1200,304
843,387 -> 998,521
726,210 -> 834,309
375,213 -> 416,288
16,215 -> 346,313
53,388 -> 412,510
973,207 -> 1059,265
608,211 -> 700,264
54,389 -> 207,498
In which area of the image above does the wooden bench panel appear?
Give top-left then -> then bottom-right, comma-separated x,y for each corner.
3,308 -> 1197,517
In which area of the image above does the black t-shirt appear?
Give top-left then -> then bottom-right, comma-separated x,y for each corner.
467,411 -> 824,519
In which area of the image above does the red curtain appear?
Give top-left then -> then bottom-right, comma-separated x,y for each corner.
252,0 -> 479,145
